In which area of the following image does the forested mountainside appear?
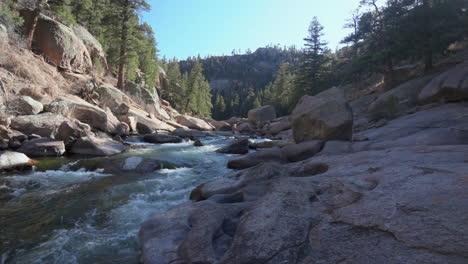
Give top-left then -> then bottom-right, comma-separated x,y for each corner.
160,46 -> 302,120
160,0 -> 468,120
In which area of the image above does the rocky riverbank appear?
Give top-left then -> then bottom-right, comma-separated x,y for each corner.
138,63 -> 468,263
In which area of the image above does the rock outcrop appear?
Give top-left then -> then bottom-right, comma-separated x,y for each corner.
140,143 -> 468,264
419,64 -> 468,103
290,87 -> 353,143
247,105 -> 276,126
26,12 -> 93,73
175,115 -> 214,131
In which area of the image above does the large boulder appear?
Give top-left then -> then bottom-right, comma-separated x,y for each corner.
142,133 -> 183,144
10,113 -> 67,138
28,13 -> 93,73
127,108 -> 175,133
419,64 -> 468,103
56,120 -> 92,147
72,25 -> 108,73
175,115 -> 214,131
70,135 -> 125,156
17,138 -> 65,157
0,151 -> 32,171
44,96 -> 119,134
233,121 -> 255,134
216,138 -> 250,154
96,84 -> 134,114
247,105 -> 276,126
290,87 -> 353,143
13,96 -> 43,115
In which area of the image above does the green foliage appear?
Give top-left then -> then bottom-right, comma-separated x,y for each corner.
266,63 -> 295,116
0,0 -> 24,26
160,59 -> 212,118
293,17 -> 332,101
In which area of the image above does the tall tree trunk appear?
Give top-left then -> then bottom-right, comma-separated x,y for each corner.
26,0 -> 46,50
117,0 -> 130,91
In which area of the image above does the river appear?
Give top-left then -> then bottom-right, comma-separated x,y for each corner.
0,136 -> 235,264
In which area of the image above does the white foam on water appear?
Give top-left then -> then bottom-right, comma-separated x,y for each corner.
9,136 -> 233,264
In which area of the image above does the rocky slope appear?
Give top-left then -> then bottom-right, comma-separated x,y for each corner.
138,58 -> 468,263
0,12 -> 226,169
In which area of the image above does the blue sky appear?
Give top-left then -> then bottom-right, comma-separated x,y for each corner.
143,0 -> 361,60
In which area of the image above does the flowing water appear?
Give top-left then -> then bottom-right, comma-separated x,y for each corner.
0,136 -> 236,264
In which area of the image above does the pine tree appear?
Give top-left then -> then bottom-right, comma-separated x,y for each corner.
267,63 -> 294,115
214,94 -> 226,120
294,17 -> 330,100
116,0 -> 150,90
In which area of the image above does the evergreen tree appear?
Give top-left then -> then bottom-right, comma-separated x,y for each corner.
294,17 -> 330,100
267,63 -> 295,115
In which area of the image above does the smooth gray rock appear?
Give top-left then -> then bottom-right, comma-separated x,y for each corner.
17,138 -> 65,157
14,96 -> 44,115
70,136 -> 125,156
216,138 -> 249,154
142,133 -> 183,144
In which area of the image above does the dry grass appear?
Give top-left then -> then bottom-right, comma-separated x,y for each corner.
0,43 -> 66,99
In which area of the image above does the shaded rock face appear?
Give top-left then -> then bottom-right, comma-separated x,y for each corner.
368,75 -> 434,120
142,133 -> 183,144
216,138 -> 249,155
419,64 -> 468,103
290,87 -> 353,143
140,144 -> 468,264
233,121 -> 255,134
13,96 -> 43,115
0,151 -> 32,171
10,113 -> 67,138
17,138 -> 65,157
31,13 -> 93,73
70,136 -> 125,156
247,105 -> 276,126
175,115 -> 214,131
